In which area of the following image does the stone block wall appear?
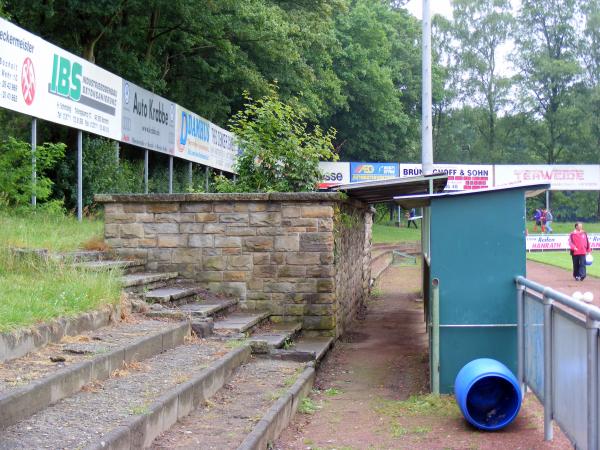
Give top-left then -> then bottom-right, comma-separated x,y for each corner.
96,193 -> 372,336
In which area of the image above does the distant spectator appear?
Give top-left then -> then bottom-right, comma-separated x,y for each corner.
533,208 -> 542,233
569,222 -> 591,281
544,209 -> 553,233
407,208 -> 418,229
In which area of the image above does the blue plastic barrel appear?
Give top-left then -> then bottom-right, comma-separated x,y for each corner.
454,358 -> 522,431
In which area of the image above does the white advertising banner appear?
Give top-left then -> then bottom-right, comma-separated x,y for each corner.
175,105 -> 237,172
495,165 -> 600,191
526,234 -> 600,251
318,162 -> 350,188
399,164 -> 493,191
121,80 -> 175,154
0,17 -> 122,140
209,122 -> 237,173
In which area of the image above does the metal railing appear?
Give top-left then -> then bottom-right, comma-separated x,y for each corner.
516,276 -> 600,450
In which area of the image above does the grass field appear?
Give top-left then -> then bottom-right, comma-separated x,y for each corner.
372,223 -> 420,244
527,251 -> 600,278
526,221 -> 600,234
0,209 -> 103,251
0,210 -> 119,331
0,248 -> 121,331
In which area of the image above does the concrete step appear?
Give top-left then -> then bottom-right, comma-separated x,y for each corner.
0,320 -> 190,430
149,357 -> 314,449
145,298 -> 239,320
0,339 -> 251,449
75,259 -> 145,273
55,250 -> 112,262
121,272 -> 179,290
291,336 -> 335,362
213,311 -> 271,334
144,285 -> 203,304
249,322 -> 303,353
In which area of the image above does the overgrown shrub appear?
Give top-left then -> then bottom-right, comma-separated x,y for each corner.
0,137 -> 65,207
215,88 -> 337,193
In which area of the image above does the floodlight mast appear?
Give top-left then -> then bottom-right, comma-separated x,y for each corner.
421,0 -> 434,176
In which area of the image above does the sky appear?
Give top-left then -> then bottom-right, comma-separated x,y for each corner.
404,0 -> 454,20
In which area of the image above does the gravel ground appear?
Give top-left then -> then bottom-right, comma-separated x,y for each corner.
0,338 -> 231,450
151,356 -> 305,449
0,316 -> 178,393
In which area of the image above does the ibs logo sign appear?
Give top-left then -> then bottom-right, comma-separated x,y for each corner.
48,54 -> 82,101
21,57 -> 35,105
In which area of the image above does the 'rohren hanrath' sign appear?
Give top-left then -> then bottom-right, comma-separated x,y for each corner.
121,80 -> 175,155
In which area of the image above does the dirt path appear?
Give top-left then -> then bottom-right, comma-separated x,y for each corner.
527,259 -> 600,308
275,264 -> 572,450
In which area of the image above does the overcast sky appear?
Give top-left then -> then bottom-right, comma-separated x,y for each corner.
404,0 -> 453,20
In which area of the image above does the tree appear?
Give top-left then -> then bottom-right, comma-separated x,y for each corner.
215,89 -> 337,193
450,0 -> 514,160
512,0 -> 583,164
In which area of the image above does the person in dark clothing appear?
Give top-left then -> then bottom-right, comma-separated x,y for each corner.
407,208 -> 418,229
569,222 -> 591,281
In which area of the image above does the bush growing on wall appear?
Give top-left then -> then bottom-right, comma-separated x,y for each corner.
215,89 -> 337,193
0,137 -> 65,207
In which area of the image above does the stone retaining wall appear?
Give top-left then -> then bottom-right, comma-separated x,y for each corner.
96,193 -> 372,336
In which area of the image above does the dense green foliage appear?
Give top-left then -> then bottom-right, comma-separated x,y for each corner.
0,138 -> 65,207
0,1 -> 598,217
215,90 -> 336,192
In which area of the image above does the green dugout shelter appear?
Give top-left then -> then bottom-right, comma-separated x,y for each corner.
396,183 -> 549,394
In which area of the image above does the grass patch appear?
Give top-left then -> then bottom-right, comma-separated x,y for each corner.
526,221 -> 600,234
372,224 -> 420,244
374,394 -> 460,418
298,397 -> 318,414
527,251 -> 600,278
324,387 -> 342,396
224,338 -> 248,349
0,248 -> 122,332
0,209 -> 104,251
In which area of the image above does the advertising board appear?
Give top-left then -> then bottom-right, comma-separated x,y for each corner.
350,162 -> 399,182
0,17 -> 122,140
399,164 -> 493,191
495,165 -> 600,191
121,80 -> 175,155
526,234 -> 600,251
318,162 -> 350,188
209,122 -> 238,173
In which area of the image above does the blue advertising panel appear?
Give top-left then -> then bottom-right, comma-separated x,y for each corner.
350,162 -> 399,182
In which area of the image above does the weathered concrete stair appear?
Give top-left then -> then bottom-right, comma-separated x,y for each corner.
75,259 -> 145,272
213,311 -> 272,334
143,285 -> 204,304
0,340 -> 252,449
0,320 -> 190,430
248,322 -> 303,353
122,272 -> 179,292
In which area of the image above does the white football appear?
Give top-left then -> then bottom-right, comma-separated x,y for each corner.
583,292 -> 594,303
573,291 -> 583,300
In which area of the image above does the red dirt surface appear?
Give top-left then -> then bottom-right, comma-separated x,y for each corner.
275,263 -> 573,450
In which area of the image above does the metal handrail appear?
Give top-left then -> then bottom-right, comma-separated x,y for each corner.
516,275 -> 600,450
516,275 -> 600,321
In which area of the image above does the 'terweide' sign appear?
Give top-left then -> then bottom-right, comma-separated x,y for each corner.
0,17 -> 122,140
495,165 -> 600,191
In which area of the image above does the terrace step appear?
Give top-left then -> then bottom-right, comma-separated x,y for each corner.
291,336 -> 335,362
150,356 -> 313,449
121,272 -> 179,290
75,259 -> 145,273
249,322 -> 303,353
213,311 -> 271,334
0,319 -> 190,430
145,299 -> 239,320
144,285 -> 204,304
0,338 -> 251,449
55,250 -> 113,262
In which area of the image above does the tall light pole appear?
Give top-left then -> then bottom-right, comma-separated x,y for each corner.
422,0 -> 434,176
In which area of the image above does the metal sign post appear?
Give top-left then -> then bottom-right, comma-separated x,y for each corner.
168,156 -> 173,194
77,130 -> 83,222
31,118 -> 36,207
144,149 -> 149,194
421,0 -> 434,175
